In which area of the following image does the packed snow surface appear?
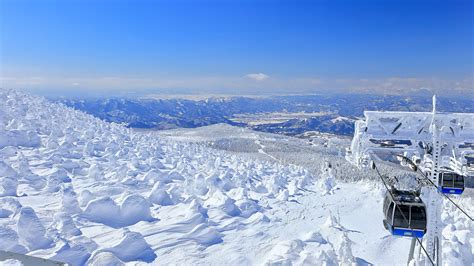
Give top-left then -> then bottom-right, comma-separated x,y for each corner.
0,90 -> 472,265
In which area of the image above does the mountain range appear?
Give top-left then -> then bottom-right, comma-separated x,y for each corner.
56,94 -> 474,136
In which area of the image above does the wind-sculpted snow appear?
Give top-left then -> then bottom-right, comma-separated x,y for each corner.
82,195 -> 155,228
263,215 -> 357,265
0,226 -> 27,253
97,230 -> 157,262
0,90 -> 315,264
440,194 -> 473,265
0,89 -> 472,265
16,207 -> 53,251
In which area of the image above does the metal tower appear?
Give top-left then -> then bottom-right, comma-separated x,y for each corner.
346,96 -> 474,264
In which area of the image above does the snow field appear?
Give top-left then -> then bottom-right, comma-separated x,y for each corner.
0,90 -> 325,264
0,89 -> 472,265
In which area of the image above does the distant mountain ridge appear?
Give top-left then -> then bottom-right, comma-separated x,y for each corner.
56,94 -> 474,136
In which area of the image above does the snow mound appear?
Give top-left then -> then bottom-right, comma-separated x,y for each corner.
0,162 -> 18,196
0,226 -> 27,253
0,198 -> 21,218
263,214 -> 356,265
87,252 -> 124,266
99,231 -> 156,263
441,200 -> 473,265
318,162 -> 336,195
50,241 -> 93,266
148,182 -> 173,206
16,207 -> 53,251
302,231 -> 327,244
0,130 -> 41,149
82,194 -> 154,228
53,212 -> 82,237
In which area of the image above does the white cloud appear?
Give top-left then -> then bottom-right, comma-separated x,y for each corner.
245,73 -> 269,81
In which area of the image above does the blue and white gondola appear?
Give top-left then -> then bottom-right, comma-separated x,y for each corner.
382,190 -> 427,238
439,172 -> 465,195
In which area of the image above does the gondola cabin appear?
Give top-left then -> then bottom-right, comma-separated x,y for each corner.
382,190 -> 427,238
439,172 -> 464,195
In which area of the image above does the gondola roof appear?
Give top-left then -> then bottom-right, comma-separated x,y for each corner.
388,190 -> 424,205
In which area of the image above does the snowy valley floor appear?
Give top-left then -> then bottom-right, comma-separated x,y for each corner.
0,90 -> 472,265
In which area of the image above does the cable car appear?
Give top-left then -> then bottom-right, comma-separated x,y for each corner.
439,172 -> 464,195
382,190 -> 427,238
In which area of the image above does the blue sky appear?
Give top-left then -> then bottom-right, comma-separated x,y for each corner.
0,0 -> 472,95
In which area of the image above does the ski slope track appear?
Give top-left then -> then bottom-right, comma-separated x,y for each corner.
0,89 -> 472,265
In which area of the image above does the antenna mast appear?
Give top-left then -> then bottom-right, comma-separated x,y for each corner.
424,95 -> 442,265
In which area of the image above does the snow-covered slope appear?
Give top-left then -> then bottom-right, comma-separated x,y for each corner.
0,90 -> 472,265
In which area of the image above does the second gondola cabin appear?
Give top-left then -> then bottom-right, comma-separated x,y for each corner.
382,189 -> 427,238
439,171 -> 465,195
